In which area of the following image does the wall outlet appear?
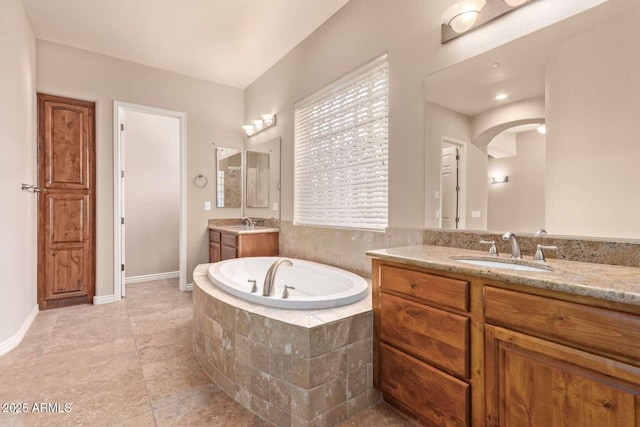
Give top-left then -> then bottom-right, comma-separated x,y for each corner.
435,210 -> 440,219
204,201 -> 211,211
272,202 -> 279,211
471,210 -> 481,218
435,191 -> 440,199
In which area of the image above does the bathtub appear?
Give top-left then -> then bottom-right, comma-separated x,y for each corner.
207,256 -> 369,309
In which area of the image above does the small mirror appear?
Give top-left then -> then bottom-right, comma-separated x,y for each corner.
246,151 -> 270,208
216,147 -> 242,208
244,137 -> 281,220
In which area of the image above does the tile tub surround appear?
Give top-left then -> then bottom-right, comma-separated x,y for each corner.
424,228 -> 640,268
278,221 -> 424,279
193,264 -> 380,426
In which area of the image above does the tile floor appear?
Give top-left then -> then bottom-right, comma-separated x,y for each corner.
0,279 -> 414,426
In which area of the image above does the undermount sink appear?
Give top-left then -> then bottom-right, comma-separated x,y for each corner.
455,258 -> 550,272
227,225 -> 252,230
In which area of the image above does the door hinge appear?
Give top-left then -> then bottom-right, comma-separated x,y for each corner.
456,154 -> 460,160
456,186 -> 460,191
121,170 -> 124,178
121,264 -> 125,272
121,217 -> 125,225
120,123 -> 124,131
455,217 -> 460,223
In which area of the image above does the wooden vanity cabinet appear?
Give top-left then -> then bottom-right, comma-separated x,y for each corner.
373,261 -> 473,426
372,257 -> 640,427
483,286 -> 640,427
208,229 -> 278,262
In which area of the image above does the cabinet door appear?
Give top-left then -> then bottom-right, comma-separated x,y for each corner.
221,245 -> 237,260
209,242 -> 221,263
485,324 -> 640,427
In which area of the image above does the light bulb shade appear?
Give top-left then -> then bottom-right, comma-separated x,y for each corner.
261,114 -> 275,126
443,0 -> 486,33
242,125 -> 255,136
504,0 -> 527,6
252,119 -> 264,131
537,124 -> 546,135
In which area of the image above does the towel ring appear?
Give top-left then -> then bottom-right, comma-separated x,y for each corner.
193,174 -> 208,188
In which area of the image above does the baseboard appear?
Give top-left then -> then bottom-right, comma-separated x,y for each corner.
93,294 -> 118,305
125,271 -> 180,284
184,282 -> 193,291
0,304 -> 39,357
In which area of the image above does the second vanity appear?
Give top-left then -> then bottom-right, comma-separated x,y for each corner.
367,245 -> 640,427
208,224 -> 279,262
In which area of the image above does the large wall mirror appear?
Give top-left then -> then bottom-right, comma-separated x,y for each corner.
244,137 -> 281,220
216,147 -> 242,208
424,1 -> 640,240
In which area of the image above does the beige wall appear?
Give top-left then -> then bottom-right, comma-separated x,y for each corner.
37,41 -> 244,295
124,110 -> 180,278
488,130 -> 545,232
0,0 -> 37,346
546,11 -> 640,238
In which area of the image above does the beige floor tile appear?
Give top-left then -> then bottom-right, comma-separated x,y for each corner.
128,306 -> 193,337
134,321 -> 193,365
141,352 -> 212,406
0,359 -> 38,403
108,408 -> 156,426
337,402 -> 417,426
152,384 -> 265,427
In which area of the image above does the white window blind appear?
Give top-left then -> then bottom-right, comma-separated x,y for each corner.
294,54 -> 389,230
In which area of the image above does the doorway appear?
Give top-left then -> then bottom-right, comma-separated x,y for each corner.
113,102 -> 187,300
37,94 -> 96,309
440,137 -> 467,230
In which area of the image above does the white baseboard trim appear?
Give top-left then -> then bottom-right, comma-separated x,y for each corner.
0,304 -> 39,357
184,282 -> 193,291
93,294 -> 118,305
125,271 -> 180,284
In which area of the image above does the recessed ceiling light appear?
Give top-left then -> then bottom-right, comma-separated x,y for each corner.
495,93 -> 508,100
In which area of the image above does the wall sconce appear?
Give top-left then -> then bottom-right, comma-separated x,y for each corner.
536,124 -> 546,135
242,114 -> 276,137
491,175 -> 509,184
442,0 -> 537,43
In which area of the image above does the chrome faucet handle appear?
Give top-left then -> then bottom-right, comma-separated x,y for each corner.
282,285 -> 295,299
248,279 -> 258,293
479,240 -> 499,256
534,245 -> 559,262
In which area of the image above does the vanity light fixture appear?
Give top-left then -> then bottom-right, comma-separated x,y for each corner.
537,123 -> 546,135
491,175 -> 509,184
442,0 -> 486,34
442,0 -> 537,43
495,93 -> 508,100
242,114 -> 277,137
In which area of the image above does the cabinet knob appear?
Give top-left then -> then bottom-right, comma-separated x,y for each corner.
410,283 -> 417,290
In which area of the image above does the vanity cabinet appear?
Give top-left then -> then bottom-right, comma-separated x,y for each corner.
371,257 -> 640,427
373,262 -> 472,426
483,286 -> 640,427
208,229 -> 278,262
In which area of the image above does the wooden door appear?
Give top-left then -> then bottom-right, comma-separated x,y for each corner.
37,94 -> 96,310
485,324 -> 640,427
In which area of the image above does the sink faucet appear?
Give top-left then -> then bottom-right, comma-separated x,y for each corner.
241,216 -> 255,229
502,231 -> 522,259
263,258 -> 292,296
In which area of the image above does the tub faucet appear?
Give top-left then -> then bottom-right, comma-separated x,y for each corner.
502,231 -> 522,259
263,258 -> 292,296
241,216 -> 255,229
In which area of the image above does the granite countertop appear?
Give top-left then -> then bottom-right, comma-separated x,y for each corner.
208,225 -> 280,235
366,245 -> 640,307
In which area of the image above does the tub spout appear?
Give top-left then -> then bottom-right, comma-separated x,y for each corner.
263,258 -> 293,297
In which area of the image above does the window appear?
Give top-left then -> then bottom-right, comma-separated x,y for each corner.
294,54 -> 389,230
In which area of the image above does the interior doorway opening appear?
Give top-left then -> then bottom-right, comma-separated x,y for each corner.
113,102 -> 187,300
439,137 -> 467,230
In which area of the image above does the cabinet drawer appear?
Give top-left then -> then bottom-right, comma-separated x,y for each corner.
380,264 -> 469,312
484,286 -> 640,361
221,233 -> 237,248
380,293 -> 469,378
209,242 -> 221,263
221,245 -> 237,260
380,343 -> 469,426
209,230 -> 221,243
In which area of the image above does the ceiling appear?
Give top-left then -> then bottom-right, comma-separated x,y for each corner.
23,0 -> 350,89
